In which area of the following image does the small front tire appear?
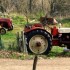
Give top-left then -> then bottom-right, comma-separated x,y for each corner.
0,28 -> 6,35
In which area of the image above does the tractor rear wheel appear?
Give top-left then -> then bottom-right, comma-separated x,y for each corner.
26,29 -> 52,55
0,28 -> 6,35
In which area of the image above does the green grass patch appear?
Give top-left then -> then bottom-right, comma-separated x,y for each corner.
61,18 -> 70,23
47,46 -> 70,58
47,46 -> 63,57
12,15 -> 27,25
60,18 -> 70,27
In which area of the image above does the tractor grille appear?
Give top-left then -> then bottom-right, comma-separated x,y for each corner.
59,33 -> 70,44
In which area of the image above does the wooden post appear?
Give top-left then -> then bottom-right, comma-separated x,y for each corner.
0,34 -> 4,49
33,55 -> 38,70
20,31 -> 24,52
9,44 -> 13,54
23,31 -> 28,54
16,32 -> 20,52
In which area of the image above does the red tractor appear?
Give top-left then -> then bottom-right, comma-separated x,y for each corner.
0,18 -> 13,35
24,16 -> 70,55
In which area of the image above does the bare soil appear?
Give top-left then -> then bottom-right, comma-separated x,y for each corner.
0,58 -> 70,70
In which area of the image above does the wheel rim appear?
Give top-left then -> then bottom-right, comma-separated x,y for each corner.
29,35 -> 48,54
1,29 -> 5,34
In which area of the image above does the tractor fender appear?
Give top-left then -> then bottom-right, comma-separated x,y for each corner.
24,28 -> 52,38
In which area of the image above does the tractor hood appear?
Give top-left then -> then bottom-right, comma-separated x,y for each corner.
58,28 -> 70,33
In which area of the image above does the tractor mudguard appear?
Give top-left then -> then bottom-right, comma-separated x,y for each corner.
24,28 -> 52,38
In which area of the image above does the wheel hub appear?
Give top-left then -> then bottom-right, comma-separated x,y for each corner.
36,42 -> 41,47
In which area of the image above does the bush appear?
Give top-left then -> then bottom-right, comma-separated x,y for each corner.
61,18 -> 70,23
12,15 -> 27,25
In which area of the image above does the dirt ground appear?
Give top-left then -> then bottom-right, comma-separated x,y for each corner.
0,58 -> 70,70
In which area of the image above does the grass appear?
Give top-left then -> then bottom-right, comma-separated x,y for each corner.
47,46 -> 70,57
0,14 -> 70,59
57,18 -> 70,27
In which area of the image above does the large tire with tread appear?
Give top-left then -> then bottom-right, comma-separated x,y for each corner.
26,29 -> 52,55
0,28 -> 6,35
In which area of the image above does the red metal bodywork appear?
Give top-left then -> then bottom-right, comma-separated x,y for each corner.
24,23 -> 44,33
52,39 -> 59,46
0,18 -> 12,29
51,27 -> 59,46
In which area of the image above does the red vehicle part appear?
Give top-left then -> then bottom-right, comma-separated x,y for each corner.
0,18 -> 13,31
24,23 -> 44,33
51,26 -> 59,46
51,26 -> 58,37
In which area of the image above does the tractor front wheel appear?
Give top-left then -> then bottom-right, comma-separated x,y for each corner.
0,28 -> 6,35
26,29 -> 52,55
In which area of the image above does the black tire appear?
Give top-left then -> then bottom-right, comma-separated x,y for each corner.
0,28 -> 6,35
26,29 -> 52,55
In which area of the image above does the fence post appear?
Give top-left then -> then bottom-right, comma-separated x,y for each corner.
20,31 -> 24,52
23,31 -> 28,54
0,34 -> 4,49
16,31 -> 28,54
33,55 -> 38,70
16,32 -> 21,52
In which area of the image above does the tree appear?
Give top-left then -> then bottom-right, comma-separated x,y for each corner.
50,0 -> 70,16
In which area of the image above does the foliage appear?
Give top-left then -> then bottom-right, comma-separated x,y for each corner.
61,18 -> 70,23
12,15 -> 27,25
0,0 -> 70,17
61,18 -> 70,27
